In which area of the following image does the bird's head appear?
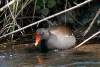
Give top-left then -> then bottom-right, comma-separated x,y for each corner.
34,28 -> 49,47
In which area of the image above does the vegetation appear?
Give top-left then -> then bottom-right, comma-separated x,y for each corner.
0,0 -> 100,48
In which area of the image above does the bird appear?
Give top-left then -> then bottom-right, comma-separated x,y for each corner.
34,25 -> 76,52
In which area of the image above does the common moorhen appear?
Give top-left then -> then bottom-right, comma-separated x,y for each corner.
34,25 -> 76,52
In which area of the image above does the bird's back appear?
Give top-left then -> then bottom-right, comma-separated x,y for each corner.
47,25 -> 76,49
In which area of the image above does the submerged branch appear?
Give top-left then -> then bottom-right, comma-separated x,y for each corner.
75,30 -> 100,48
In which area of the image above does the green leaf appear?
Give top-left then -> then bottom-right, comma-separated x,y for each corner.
47,0 -> 56,8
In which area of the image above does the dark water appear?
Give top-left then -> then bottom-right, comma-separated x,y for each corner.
0,44 -> 100,67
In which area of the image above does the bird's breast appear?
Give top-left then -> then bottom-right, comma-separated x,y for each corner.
47,34 -> 76,49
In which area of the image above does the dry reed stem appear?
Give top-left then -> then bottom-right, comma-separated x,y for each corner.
84,9 -> 100,36
0,0 -> 92,39
75,30 -> 100,48
0,0 -> 15,11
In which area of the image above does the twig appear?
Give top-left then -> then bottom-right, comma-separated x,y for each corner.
0,0 -> 92,39
32,0 -> 37,17
64,0 -> 68,24
0,0 -> 16,11
75,30 -> 100,48
83,9 -> 100,36
15,0 -> 33,18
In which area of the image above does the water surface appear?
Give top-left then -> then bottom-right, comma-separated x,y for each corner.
0,44 -> 100,67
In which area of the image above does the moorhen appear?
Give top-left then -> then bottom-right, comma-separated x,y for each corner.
34,25 -> 76,52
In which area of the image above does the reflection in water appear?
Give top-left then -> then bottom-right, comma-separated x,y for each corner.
0,44 -> 100,67
36,55 -> 45,64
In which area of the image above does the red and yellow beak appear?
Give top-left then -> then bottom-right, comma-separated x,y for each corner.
34,32 -> 41,47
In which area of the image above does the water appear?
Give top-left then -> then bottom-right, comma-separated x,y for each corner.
0,44 -> 100,67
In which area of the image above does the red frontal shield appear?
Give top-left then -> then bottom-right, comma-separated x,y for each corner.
34,32 -> 41,46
